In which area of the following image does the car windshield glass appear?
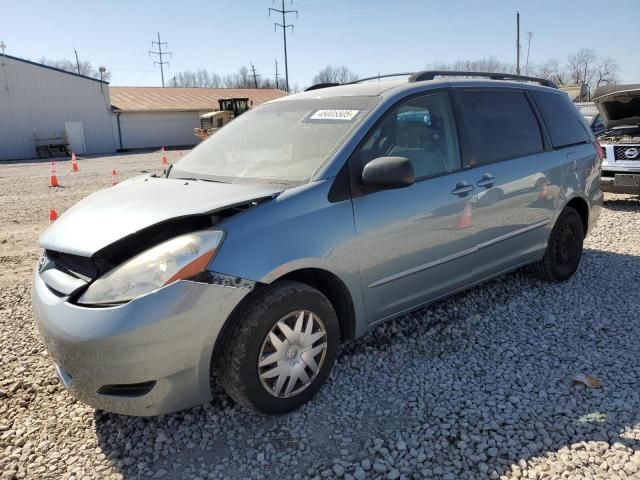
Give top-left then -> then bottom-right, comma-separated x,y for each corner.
170,96 -> 380,186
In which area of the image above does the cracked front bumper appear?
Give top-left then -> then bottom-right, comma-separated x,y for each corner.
32,271 -> 252,416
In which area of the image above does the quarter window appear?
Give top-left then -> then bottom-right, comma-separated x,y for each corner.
459,90 -> 543,166
531,91 -> 591,148
354,92 -> 461,179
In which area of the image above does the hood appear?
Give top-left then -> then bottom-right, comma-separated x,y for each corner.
40,175 -> 281,257
593,84 -> 640,130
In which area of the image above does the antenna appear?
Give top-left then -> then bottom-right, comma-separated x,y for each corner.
269,0 -> 298,92
149,32 -> 172,87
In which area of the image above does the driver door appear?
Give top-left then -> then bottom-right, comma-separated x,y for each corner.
351,91 -> 478,323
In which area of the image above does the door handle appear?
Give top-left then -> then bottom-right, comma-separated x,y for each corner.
567,152 -> 578,172
477,173 -> 495,189
451,182 -> 474,197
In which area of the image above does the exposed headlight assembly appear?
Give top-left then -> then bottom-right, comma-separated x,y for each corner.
78,230 -> 224,305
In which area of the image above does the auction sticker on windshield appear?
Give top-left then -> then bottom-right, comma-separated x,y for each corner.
309,109 -> 360,121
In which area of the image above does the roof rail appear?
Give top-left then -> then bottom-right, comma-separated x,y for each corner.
304,73 -> 413,92
408,70 -> 557,88
304,70 -> 558,92
344,73 -> 415,85
305,82 -> 340,92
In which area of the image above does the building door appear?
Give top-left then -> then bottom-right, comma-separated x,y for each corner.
65,122 -> 86,154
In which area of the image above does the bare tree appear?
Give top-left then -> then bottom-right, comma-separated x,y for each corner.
312,65 -> 358,85
594,57 -> 619,89
39,57 -> 112,81
223,66 -> 253,88
567,48 -> 597,86
531,59 -> 567,85
532,49 -> 619,95
428,56 -> 515,74
168,69 -> 222,88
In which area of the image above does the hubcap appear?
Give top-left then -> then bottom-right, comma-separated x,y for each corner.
258,310 -> 328,398
556,224 -> 577,266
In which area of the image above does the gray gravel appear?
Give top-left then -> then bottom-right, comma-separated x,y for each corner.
1,152 -> 639,480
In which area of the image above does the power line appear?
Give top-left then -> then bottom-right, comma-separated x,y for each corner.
250,62 -> 261,88
269,0 -> 298,92
525,32 -> 533,75
148,32 -> 171,87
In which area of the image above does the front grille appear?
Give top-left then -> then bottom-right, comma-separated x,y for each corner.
614,145 -> 640,161
45,250 -> 99,281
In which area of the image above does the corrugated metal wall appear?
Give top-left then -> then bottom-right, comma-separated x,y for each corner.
0,56 -> 117,160
118,111 -> 205,149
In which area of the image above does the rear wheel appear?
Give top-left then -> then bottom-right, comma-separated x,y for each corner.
530,206 -> 584,282
216,280 -> 339,414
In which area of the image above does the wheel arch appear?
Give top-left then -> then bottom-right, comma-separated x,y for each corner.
564,195 -> 589,235
211,267 -> 357,372
276,268 -> 357,342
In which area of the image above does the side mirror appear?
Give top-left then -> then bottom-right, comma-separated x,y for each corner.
361,156 -> 415,190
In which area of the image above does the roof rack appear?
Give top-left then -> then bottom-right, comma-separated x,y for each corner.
408,70 -> 557,88
305,73 -> 413,92
304,70 -> 557,92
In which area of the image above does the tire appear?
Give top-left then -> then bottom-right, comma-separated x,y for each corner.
215,280 -> 340,414
530,206 -> 584,282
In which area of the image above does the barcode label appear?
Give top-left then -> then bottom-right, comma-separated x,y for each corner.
309,109 -> 360,121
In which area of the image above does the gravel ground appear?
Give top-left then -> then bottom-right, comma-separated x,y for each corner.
1,152 -> 639,480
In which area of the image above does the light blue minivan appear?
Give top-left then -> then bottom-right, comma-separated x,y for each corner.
32,71 -> 603,416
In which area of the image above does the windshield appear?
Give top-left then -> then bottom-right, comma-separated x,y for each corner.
170,96 -> 380,186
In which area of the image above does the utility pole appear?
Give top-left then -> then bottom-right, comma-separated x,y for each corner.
274,59 -> 280,89
515,12 -> 521,76
74,47 -> 80,75
149,32 -> 171,87
525,32 -> 533,75
250,63 -> 261,88
269,0 -> 298,92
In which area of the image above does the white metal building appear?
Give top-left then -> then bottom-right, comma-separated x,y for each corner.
0,54 -> 117,160
110,87 -> 287,150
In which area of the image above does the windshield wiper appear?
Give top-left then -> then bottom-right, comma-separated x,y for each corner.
174,176 -> 229,184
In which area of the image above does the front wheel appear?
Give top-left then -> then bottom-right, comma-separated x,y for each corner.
216,280 -> 339,414
530,206 -> 584,282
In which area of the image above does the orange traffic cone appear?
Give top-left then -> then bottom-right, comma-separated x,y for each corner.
456,202 -> 473,229
49,161 -> 59,187
161,146 -> 168,165
537,182 -> 548,201
49,208 -> 58,222
178,150 -> 183,160
111,169 -> 118,186
71,152 -> 79,172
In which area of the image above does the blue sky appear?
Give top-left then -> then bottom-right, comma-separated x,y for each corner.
2,0 -> 639,88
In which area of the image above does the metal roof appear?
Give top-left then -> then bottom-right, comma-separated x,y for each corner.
110,87 -> 287,112
1,54 -> 108,84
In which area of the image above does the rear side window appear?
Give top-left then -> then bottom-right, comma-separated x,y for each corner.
459,90 -> 543,166
531,91 -> 590,148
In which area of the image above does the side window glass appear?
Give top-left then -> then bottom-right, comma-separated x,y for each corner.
459,90 -> 543,166
355,92 -> 461,179
531,90 -> 591,148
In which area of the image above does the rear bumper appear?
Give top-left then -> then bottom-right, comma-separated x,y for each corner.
32,270 -> 252,416
601,172 -> 640,195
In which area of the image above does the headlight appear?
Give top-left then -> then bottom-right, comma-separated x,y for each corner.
78,230 -> 224,305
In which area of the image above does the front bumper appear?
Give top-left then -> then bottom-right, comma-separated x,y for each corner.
32,271 -> 252,416
601,172 -> 640,195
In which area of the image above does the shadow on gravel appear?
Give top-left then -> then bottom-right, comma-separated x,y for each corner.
94,249 -> 640,480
